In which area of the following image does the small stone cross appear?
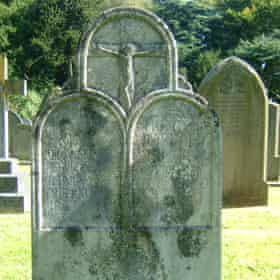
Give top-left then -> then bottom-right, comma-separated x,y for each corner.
92,42 -> 163,108
0,55 -> 27,158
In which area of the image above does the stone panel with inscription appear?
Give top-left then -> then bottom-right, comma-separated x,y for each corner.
40,97 -> 123,229
199,56 -> 268,207
33,8 -> 221,280
130,94 -> 221,278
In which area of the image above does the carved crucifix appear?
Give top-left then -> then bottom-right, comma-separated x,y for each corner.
0,55 -> 27,158
92,42 -> 163,108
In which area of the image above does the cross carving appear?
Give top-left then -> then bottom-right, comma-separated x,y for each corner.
92,42 -> 164,108
0,55 -> 27,158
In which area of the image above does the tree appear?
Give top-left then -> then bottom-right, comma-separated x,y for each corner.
0,2 -> 12,52
7,0 -> 95,90
154,0 -> 217,88
234,30 -> 280,101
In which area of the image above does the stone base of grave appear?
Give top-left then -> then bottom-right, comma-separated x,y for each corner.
0,194 -> 24,213
0,159 -> 24,213
223,196 -> 268,208
0,159 -> 15,173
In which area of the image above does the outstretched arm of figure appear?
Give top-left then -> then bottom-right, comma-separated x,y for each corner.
92,43 -> 122,56
134,47 -> 163,57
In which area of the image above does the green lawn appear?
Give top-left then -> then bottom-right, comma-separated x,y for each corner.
0,188 -> 280,280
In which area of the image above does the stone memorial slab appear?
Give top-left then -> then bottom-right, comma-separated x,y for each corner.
33,8 -> 221,280
199,56 -> 268,207
265,102 -> 280,182
9,111 -> 32,161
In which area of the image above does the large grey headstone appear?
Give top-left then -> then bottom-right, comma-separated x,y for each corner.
33,8 -> 221,280
199,56 -> 268,207
264,102 -> 280,182
9,111 -> 32,161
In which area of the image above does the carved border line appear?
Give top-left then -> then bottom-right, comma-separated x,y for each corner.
128,89 -> 221,229
33,92 -> 127,231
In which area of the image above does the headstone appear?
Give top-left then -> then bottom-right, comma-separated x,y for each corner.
199,56 -> 268,207
9,111 -> 32,161
264,102 -> 280,183
33,8 -> 221,280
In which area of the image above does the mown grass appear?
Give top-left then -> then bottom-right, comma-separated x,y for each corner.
0,188 -> 279,280
0,213 -> 31,280
223,187 -> 280,280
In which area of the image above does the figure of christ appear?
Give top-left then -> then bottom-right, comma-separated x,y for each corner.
92,42 -> 163,108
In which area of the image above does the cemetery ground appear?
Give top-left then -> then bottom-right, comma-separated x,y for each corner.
0,187 -> 279,280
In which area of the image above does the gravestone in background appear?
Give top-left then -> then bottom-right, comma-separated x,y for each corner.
199,56 -> 268,207
9,111 -> 32,161
33,8 -> 221,280
265,102 -> 280,183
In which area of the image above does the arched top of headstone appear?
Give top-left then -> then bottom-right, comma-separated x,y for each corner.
77,7 -> 178,110
199,56 -> 268,99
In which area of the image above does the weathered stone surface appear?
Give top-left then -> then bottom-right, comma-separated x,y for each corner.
33,8 -> 221,280
199,56 -> 268,207
9,111 -> 32,161
265,102 -> 280,182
